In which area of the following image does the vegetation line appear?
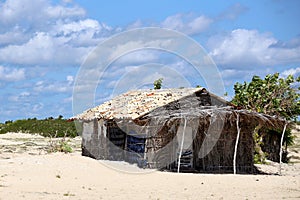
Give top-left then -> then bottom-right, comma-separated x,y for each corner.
0,116 -> 78,138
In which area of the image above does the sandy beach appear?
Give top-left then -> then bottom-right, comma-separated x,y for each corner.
0,132 -> 299,200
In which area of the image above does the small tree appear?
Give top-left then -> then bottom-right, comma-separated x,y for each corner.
154,78 -> 163,90
232,72 -> 300,120
232,72 -> 299,163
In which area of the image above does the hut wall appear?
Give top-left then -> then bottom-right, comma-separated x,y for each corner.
144,119 -> 179,169
260,130 -> 281,162
81,115 -> 257,173
82,119 -> 109,160
193,116 -> 255,173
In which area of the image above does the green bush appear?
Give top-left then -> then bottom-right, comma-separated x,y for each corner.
154,78 -> 163,90
0,117 -> 77,138
48,138 -> 73,153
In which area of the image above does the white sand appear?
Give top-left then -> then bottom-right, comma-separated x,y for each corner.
0,132 -> 299,199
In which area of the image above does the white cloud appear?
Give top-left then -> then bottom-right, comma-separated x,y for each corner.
0,66 -> 25,81
128,13 -> 213,35
0,0 -> 85,27
186,16 -> 213,34
33,75 -> 75,93
53,19 -> 112,47
54,19 -> 102,36
208,29 -> 300,68
0,29 -> 30,46
161,13 -> 212,35
67,75 -> 74,84
33,80 -> 71,93
45,4 -> 85,19
0,0 -> 112,66
281,67 -> 300,77
0,32 -> 89,65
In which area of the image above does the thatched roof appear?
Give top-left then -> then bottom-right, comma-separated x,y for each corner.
73,87 -> 286,129
140,105 -> 286,129
74,88 -> 228,120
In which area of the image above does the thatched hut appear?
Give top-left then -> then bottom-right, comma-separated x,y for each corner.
73,88 -> 285,173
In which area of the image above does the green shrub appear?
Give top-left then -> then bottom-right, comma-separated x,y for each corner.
48,138 -> 73,153
0,117 -> 77,137
154,78 -> 163,90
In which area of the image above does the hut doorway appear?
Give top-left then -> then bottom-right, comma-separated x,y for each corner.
176,124 -> 194,171
125,134 -> 146,167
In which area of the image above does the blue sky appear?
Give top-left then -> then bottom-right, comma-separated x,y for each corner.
0,0 -> 300,122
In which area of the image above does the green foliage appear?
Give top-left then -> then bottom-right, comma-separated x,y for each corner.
253,128 -> 267,164
154,78 -> 163,90
267,128 -> 295,148
48,138 -> 73,153
254,153 -> 267,164
60,141 -> 73,153
232,72 -> 300,120
0,117 -> 77,138
253,127 -> 294,164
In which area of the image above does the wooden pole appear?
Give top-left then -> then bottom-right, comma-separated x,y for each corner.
233,113 -> 241,175
177,118 -> 187,173
279,123 -> 287,175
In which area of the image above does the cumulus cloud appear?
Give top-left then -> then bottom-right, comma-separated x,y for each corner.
0,0 -> 115,66
161,13 -> 213,35
0,66 -> 25,81
128,13 -> 213,35
0,32 -> 90,65
208,29 -> 300,68
54,19 -> 102,36
0,29 -> 30,46
0,0 -> 85,27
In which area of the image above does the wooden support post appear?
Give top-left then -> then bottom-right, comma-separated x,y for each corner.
177,118 -> 187,173
233,113 -> 241,175
279,123 -> 287,175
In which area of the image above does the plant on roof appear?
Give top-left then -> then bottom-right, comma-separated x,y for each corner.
154,78 -> 163,90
